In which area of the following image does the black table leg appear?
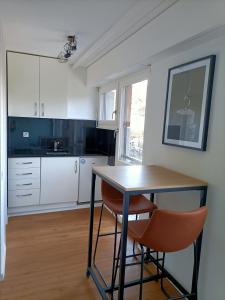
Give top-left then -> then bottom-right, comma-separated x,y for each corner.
191,187 -> 208,299
87,172 -> 96,277
150,193 -> 155,203
118,192 -> 130,300
145,193 -> 155,262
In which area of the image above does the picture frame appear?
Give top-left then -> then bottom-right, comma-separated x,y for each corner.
162,55 -> 216,151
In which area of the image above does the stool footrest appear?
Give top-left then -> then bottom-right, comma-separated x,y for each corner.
115,251 -> 161,261
99,232 -> 121,237
168,293 -> 196,300
93,263 -> 108,288
105,273 -> 166,293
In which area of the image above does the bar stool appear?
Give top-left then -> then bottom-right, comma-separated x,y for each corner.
93,180 -> 157,293
118,207 -> 208,300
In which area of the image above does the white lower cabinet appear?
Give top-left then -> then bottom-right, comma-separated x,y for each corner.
40,157 -> 79,205
78,156 -> 108,204
8,178 -> 40,191
8,156 -> 103,213
8,157 -> 41,208
8,189 -> 40,207
8,168 -> 40,180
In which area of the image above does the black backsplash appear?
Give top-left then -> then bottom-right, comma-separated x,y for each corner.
8,117 -> 116,157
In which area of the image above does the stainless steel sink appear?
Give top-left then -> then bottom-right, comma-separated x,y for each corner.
46,151 -> 70,155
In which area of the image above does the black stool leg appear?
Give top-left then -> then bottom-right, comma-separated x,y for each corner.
156,251 -> 159,281
132,214 -> 138,257
139,244 -> 145,300
160,252 -> 171,298
193,241 -> 198,300
111,237 -> 121,299
93,203 -> 104,264
161,246 -> 197,300
110,214 -> 118,299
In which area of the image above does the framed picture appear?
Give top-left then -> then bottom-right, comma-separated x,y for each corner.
162,55 -> 216,151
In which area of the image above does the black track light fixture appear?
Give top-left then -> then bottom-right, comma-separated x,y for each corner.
57,35 -> 77,63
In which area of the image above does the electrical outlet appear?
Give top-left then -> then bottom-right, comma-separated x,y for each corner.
23,131 -> 29,138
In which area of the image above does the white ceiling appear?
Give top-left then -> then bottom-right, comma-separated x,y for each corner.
0,0 -> 174,67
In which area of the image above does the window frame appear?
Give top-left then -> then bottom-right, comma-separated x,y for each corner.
97,81 -> 118,130
117,68 -> 150,165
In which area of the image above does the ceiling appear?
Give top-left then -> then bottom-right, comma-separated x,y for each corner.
0,0 -> 175,67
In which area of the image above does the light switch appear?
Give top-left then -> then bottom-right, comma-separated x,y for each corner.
23,131 -> 29,138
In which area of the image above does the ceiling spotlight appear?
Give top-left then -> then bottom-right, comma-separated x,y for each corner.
57,35 -> 77,63
57,51 -> 68,63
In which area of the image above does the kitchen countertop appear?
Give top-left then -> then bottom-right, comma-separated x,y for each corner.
8,152 -> 109,158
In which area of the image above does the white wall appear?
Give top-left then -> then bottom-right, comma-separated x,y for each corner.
85,1 -> 225,299
143,34 -> 225,300
87,0 -> 225,86
0,22 -> 7,280
67,67 -> 97,120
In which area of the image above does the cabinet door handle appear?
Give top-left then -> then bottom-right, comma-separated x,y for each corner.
114,129 -> 119,139
16,183 -> 32,186
74,160 -> 78,174
16,162 -> 32,165
41,103 -> 45,117
16,194 -> 32,198
34,102 -> 38,116
16,173 -> 33,176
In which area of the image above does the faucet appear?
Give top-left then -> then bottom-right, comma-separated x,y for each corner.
54,140 -> 60,152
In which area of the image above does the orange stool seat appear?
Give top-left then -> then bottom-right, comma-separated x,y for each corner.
103,195 -> 157,215
93,180 -> 157,292
121,207 -> 208,300
102,180 -> 157,215
128,207 -> 207,252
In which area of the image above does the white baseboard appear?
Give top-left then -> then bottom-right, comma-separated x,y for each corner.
8,201 -> 102,217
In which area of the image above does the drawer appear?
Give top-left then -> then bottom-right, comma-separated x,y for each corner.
8,189 -> 40,207
8,168 -> 40,180
8,157 -> 40,169
8,178 -> 40,191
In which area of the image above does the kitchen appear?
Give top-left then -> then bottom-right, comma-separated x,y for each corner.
7,51 -> 116,216
0,1 -> 225,300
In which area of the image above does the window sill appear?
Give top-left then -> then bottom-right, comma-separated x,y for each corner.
117,158 -> 142,166
97,121 -> 117,130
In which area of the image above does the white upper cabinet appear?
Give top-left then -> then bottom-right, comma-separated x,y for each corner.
8,52 -> 40,118
40,57 -> 68,119
8,52 -> 69,119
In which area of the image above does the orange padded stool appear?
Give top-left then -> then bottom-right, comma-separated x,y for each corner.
93,180 -> 157,292
119,207 -> 208,300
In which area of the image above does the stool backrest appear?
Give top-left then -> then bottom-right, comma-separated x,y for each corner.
141,207 -> 208,252
101,181 -> 122,201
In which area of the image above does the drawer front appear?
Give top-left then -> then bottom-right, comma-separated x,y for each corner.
8,168 -> 40,180
8,178 -> 40,191
8,189 -> 40,207
8,157 -> 40,169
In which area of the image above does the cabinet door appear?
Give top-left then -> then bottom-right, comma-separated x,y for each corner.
40,157 -> 79,204
78,157 -> 108,203
8,189 -> 40,208
40,57 -> 68,119
8,52 -> 39,117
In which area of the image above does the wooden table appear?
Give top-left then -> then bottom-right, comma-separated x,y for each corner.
86,165 -> 208,300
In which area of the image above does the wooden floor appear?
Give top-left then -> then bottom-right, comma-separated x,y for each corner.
0,208 -> 181,300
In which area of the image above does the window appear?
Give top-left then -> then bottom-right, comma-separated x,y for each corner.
99,89 -> 117,121
98,82 -> 118,129
120,79 -> 148,163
